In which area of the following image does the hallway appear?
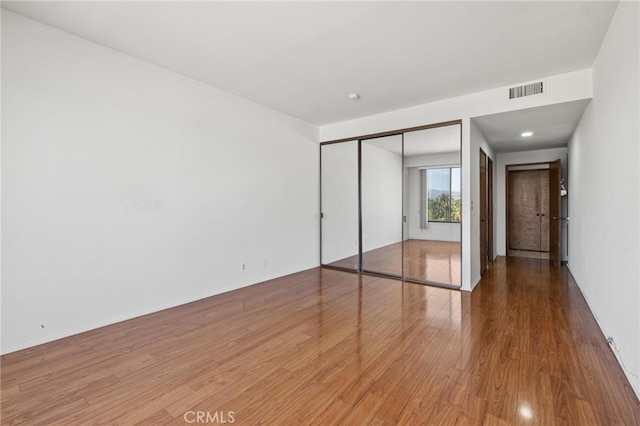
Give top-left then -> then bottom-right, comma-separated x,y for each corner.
467,257 -> 640,424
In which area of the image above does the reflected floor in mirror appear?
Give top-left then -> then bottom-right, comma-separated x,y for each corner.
404,239 -> 460,285
325,239 -> 460,285
3,258 -> 639,424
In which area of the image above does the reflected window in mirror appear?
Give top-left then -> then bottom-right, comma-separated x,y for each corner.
424,166 -> 461,224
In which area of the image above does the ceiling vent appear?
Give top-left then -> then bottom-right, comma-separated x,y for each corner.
509,81 -> 543,99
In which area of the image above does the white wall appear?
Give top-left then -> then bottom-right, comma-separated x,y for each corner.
567,1 -> 640,397
405,152 -> 461,242
361,142 -> 403,252
320,69 -> 592,291
495,147 -> 569,261
1,11 -> 319,354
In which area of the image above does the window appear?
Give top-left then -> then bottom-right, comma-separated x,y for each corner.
427,167 -> 461,223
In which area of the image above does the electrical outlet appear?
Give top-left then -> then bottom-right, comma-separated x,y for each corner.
241,263 -> 246,271
262,259 -> 268,267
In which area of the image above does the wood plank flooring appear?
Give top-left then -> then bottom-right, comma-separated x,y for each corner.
508,249 -> 551,260
2,257 -> 639,425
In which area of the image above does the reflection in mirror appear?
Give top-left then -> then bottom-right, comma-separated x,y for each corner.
361,135 -> 403,277
403,125 -> 461,285
321,141 -> 359,270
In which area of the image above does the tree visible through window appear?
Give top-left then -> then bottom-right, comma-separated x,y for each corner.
428,167 -> 461,223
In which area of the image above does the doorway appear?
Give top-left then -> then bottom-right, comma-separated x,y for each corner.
506,161 -> 561,262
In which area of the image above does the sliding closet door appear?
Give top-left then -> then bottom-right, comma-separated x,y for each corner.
361,135 -> 403,277
320,121 -> 462,289
321,141 -> 359,270
403,125 -> 461,286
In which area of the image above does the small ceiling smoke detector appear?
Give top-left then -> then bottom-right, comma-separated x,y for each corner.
521,131 -> 533,137
347,93 -> 360,101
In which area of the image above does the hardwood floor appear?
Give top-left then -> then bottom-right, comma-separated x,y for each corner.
2,257 -> 639,425
327,239 -> 461,286
508,249 -> 551,260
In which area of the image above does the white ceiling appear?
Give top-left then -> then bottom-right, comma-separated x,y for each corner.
473,99 -> 591,153
2,1 -> 617,132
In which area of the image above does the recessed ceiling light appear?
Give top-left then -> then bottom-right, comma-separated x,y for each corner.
347,93 -> 360,101
521,131 -> 533,137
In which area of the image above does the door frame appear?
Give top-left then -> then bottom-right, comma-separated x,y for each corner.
479,149 -> 488,275
487,156 -> 494,262
505,160 -> 561,262
548,159 -> 562,264
479,148 -> 494,276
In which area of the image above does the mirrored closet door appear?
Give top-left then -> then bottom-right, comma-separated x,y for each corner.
320,121 -> 462,288
361,134 -> 404,278
320,141 -> 359,270
402,125 -> 461,286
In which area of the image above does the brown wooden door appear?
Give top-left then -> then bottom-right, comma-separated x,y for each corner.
549,160 -> 562,263
508,170 -> 549,251
479,149 -> 487,275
